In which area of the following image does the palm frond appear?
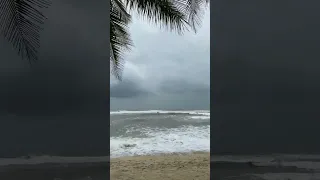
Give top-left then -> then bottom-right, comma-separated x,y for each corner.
174,0 -> 209,32
124,0 -> 189,34
110,0 -> 132,80
0,0 -> 51,63
111,0 -> 131,23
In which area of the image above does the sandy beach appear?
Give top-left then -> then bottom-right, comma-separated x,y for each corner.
111,152 -> 210,180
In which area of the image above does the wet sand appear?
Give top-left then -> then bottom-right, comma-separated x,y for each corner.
111,152 -> 210,180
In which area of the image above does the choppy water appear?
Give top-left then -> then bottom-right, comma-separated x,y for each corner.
110,110 -> 210,158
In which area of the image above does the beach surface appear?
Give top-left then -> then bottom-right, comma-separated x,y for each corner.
111,152 -> 210,180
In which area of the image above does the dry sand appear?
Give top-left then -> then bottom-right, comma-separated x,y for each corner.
111,152 -> 210,180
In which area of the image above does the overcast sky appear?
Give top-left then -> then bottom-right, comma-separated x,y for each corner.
110,9 -> 210,111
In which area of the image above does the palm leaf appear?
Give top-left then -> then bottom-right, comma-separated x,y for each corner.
111,0 -> 131,23
174,0 -> 209,32
124,0 -> 189,34
110,0 -> 132,80
110,0 -> 189,79
0,0 -> 51,63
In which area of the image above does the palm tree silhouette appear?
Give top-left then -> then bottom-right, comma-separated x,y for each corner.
1,0 -> 208,80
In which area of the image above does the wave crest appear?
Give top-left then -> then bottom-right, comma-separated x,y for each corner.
110,110 -> 210,116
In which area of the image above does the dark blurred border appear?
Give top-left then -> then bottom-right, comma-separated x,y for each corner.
0,0 -> 110,179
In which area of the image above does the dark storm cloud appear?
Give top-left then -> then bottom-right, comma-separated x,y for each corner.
159,79 -> 209,94
212,0 -> 320,153
110,78 -> 210,110
110,79 -> 150,98
110,10 -> 210,110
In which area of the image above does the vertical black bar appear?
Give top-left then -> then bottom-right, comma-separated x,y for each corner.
0,0 -> 110,179
211,0 -> 320,180
107,0 -> 111,175
210,1 -> 216,179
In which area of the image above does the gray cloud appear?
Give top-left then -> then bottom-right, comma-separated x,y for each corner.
110,79 -> 150,98
159,79 -> 209,94
110,10 -> 210,110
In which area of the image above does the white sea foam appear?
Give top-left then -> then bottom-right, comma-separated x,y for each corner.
174,115 -> 210,123
110,125 -> 210,158
189,116 -> 210,120
110,110 -> 210,116
111,113 -> 210,125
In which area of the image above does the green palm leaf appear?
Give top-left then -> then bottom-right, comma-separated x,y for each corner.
0,0 -> 51,63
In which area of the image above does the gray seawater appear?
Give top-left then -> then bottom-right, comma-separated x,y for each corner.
110,110 -> 210,158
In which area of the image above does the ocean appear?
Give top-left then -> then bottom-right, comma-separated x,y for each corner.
110,110 -> 210,158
